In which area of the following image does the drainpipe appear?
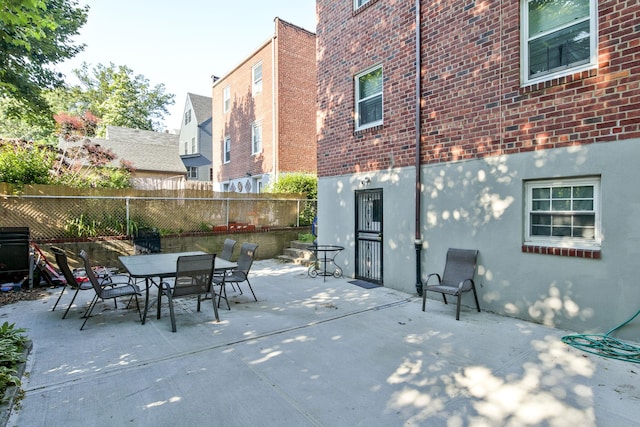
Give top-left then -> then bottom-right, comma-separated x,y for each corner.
272,19 -> 278,184
414,0 -> 423,296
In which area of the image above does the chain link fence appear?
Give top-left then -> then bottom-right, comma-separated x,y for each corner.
1,187 -> 316,240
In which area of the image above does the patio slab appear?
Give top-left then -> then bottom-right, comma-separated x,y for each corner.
2,259 -> 638,426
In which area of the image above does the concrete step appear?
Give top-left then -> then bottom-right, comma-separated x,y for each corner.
277,240 -> 316,266
289,240 -> 314,250
275,255 -> 314,266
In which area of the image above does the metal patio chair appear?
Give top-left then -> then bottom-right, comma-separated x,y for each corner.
213,242 -> 258,310
51,246 -> 93,319
421,248 -> 480,320
78,250 -> 142,330
216,238 -> 238,292
219,238 -> 237,262
154,254 -> 219,332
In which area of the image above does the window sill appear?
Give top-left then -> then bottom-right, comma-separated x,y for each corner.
354,123 -> 383,136
353,0 -> 380,16
521,244 -> 601,259
521,68 -> 597,94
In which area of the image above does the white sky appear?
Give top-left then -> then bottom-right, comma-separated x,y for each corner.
54,0 -> 316,132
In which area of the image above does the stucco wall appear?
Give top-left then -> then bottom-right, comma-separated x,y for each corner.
319,139 -> 640,341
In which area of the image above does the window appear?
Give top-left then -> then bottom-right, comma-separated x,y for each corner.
524,177 -> 600,249
355,65 -> 383,130
191,137 -> 196,154
223,86 -> 231,113
183,141 -> 188,155
522,0 -> 597,84
251,122 -> 262,154
354,0 -> 372,9
184,109 -> 191,125
187,167 -> 198,179
223,136 -> 231,163
252,62 -> 263,95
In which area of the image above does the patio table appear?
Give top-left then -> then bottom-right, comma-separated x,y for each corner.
307,245 -> 344,281
119,251 -> 237,324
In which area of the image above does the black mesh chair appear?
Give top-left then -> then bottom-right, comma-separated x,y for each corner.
421,248 -> 480,320
219,238 -> 237,262
78,250 -> 142,330
51,247 -> 94,319
213,243 -> 258,310
153,254 -> 219,332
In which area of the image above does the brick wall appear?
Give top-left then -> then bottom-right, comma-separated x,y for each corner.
211,18 -> 318,189
212,41 -> 275,184
317,0 -> 417,176
316,0 -> 640,177
277,19 -> 318,174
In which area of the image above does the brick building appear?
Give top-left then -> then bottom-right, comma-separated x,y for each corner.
316,0 -> 639,339
211,18 -> 316,193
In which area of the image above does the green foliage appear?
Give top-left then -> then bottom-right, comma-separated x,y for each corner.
0,322 -> 28,399
63,208 -> 129,237
265,173 -> 318,226
0,98 -> 56,142
65,62 -> 175,134
298,232 -> 315,243
0,141 -> 55,185
265,173 -> 317,199
0,0 -> 89,115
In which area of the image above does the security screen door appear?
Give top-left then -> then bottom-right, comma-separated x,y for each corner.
355,189 -> 383,284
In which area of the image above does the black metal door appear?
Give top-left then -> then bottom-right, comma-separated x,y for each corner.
355,189 -> 383,284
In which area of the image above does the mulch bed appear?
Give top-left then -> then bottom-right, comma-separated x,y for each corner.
0,287 -> 50,307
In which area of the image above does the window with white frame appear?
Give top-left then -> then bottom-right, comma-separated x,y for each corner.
223,136 -> 231,163
524,177 -> 600,248
251,121 -> 262,154
522,0 -> 597,85
252,62 -> 263,95
184,109 -> 191,125
354,0 -> 372,9
223,86 -> 231,113
183,141 -> 188,155
355,65 -> 383,131
187,167 -> 198,179
191,137 -> 196,154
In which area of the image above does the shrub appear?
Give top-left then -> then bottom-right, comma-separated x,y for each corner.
0,322 -> 28,401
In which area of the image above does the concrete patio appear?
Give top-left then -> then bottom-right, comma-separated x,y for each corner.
2,259 -> 638,426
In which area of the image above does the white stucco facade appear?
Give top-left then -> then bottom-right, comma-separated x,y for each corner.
318,139 -> 640,341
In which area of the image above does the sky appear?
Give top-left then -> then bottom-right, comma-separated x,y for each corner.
54,0 -> 317,132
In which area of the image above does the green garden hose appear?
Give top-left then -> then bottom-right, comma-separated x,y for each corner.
561,308 -> 640,364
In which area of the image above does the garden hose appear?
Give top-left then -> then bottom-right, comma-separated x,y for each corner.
561,308 -> 640,364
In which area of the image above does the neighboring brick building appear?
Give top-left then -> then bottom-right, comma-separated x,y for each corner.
316,0 -> 639,340
211,18 -> 316,193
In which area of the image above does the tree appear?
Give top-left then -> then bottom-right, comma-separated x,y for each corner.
63,62 -> 175,135
52,112 -> 133,188
0,98 -> 56,142
0,139 -> 55,185
265,173 -> 318,225
266,173 -> 318,200
0,0 -> 88,115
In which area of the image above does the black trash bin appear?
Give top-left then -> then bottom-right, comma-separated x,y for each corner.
133,228 -> 161,254
0,227 -> 30,283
